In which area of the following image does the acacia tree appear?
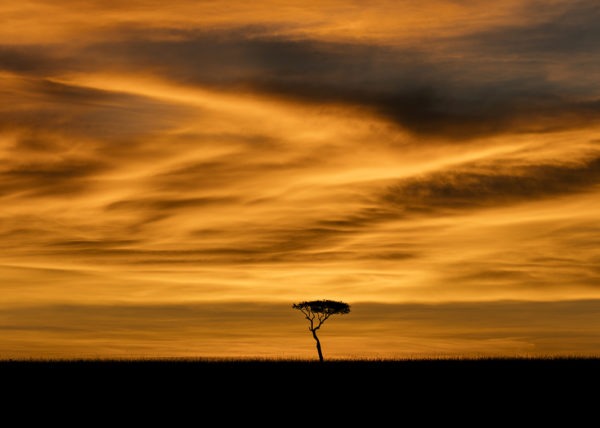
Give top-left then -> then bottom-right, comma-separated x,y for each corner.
292,299 -> 351,362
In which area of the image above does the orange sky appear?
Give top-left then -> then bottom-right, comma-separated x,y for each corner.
1,0 -> 600,359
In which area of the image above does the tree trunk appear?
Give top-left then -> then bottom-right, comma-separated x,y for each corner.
311,329 -> 324,362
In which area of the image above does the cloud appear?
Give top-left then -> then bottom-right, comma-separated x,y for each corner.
0,46 -> 65,74
106,196 -> 239,212
0,157 -> 108,197
72,1 -> 598,138
2,1 -> 600,360
383,155 -> 600,213
3,300 -> 600,358
0,76 -> 192,138
466,0 -> 600,56
4,1 -> 600,140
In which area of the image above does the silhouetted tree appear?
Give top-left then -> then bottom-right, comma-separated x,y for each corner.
292,299 -> 351,362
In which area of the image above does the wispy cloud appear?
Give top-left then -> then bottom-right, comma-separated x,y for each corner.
4,2 -> 600,139
2,0 -> 600,357
383,154 -> 600,213
3,300 -> 600,358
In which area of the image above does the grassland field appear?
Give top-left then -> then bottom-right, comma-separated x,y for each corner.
2,356 -> 597,421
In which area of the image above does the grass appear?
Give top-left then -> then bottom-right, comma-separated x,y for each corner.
3,356 -> 598,414
5,354 -> 599,392
3,354 -> 600,374
2,353 -> 600,363
2,353 -> 599,362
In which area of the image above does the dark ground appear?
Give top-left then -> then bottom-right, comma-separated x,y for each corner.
3,358 -> 597,422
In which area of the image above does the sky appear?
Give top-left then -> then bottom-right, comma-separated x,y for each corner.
1,0 -> 600,359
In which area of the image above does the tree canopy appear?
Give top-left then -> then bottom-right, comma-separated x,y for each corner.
292,300 -> 350,317
292,299 -> 350,362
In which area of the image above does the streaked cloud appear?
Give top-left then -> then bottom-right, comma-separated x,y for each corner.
384,154 -> 600,213
2,300 -> 600,359
1,0 -> 600,358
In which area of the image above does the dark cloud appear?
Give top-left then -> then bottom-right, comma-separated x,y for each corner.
33,79 -> 125,104
87,33 -> 495,137
383,156 -> 600,213
73,3 -> 599,138
0,157 -> 108,197
468,0 -> 600,57
106,196 -> 239,212
5,2 -> 600,140
0,78 -> 192,139
0,46 -> 69,75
